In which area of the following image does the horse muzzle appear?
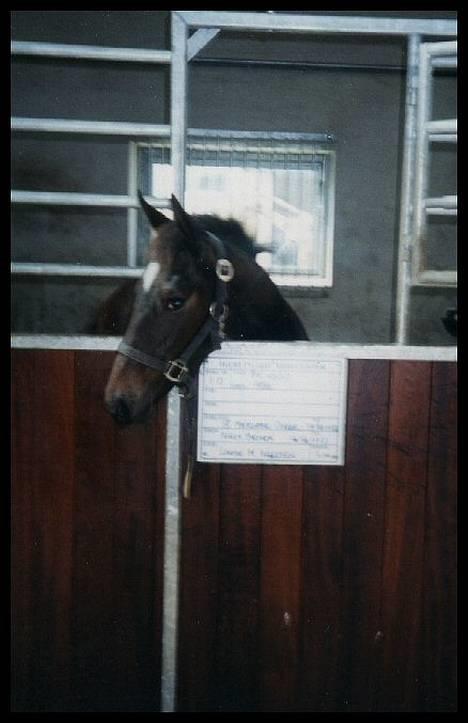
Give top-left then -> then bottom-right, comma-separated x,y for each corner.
105,394 -> 136,425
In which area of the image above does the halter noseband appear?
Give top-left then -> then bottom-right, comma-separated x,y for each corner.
117,231 -> 234,396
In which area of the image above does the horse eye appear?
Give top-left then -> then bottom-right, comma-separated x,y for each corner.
166,297 -> 185,312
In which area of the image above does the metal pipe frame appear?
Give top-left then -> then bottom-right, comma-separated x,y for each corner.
11,191 -> 169,209
11,263 -> 144,278
412,40 -> 457,288
11,40 -> 171,64
176,11 -> 456,37
11,117 -> 171,137
10,336 -> 458,361
395,34 -> 421,345
160,13 -> 188,714
414,270 -> 457,287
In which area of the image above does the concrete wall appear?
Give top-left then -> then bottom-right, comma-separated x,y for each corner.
11,10 -> 457,343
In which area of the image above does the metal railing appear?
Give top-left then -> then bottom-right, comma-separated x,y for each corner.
411,40 -> 457,290
11,38 -> 173,274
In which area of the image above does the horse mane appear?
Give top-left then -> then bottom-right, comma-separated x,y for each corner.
194,214 -> 260,258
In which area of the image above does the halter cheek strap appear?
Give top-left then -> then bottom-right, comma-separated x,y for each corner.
117,231 -> 234,396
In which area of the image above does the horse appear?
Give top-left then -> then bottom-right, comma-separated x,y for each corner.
104,193 -> 308,426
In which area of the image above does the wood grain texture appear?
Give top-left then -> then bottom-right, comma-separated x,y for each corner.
12,350 -> 75,711
12,353 -> 457,712
376,361 -> 432,711
212,464 -> 263,712
11,350 -> 166,712
177,461 -> 221,712
299,465 -> 345,712
421,363 -> 457,711
258,465 -> 304,712
338,360 -> 390,712
72,350 -> 165,711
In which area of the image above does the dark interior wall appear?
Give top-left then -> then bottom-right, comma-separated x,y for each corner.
11,10 -> 456,343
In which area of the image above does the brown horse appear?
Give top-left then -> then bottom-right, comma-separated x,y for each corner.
104,194 -> 308,425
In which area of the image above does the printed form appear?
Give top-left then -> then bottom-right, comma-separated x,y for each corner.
197,344 -> 348,465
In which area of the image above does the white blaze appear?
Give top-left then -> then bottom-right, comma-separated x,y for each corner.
142,261 -> 160,292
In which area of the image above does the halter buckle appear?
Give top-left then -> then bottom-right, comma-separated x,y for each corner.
216,258 -> 235,282
209,302 -> 229,323
165,359 -> 189,384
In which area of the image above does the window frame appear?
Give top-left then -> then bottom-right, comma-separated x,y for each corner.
137,130 -> 336,288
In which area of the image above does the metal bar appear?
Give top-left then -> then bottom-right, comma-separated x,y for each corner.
171,12 -> 188,203
177,11 -> 457,37
127,142 -> 139,267
414,269 -> 457,286
424,194 -> 457,210
193,57 -> 409,73
11,117 -> 171,137
432,56 -> 457,68
10,336 -> 458,361
159,13 -> 189,714
395,34 -> 421,345
423,40 -> 457,56
161,389 -> 183,714
192,56 -> 457,72
11,262 -> 143,278
187,28 -> 220,61
11,335 -> 121,350
426,119 -> 457,134
194,129 -> 335,141
11,191 -> 170,208
429,134 -> 457,143
11,40 -> 171,64
11,119 -> 334,145
412,42 -> 433,284
425,208 -> 457,216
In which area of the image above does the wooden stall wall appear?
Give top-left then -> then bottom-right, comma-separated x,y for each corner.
11,351 -> 457,712
177,359 -> 457,713
11,350 -> 167,712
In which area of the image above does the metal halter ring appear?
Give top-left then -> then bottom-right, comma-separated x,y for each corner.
164,359 -> 189,384
209,302 -> 229,323
216,258 -> 235,282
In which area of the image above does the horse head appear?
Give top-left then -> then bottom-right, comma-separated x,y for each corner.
104,194 -> 309,425
104,194 -> 224,425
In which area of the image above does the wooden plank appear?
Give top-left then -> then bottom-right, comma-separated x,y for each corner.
177,461 -> 221,712
258,465 -> 304,712
421,362 -> 457,711
71,350 -> 165,711
339,360 -> 390,711
376,361 -> 432,712
11,350 -> 75,711
71,350 -> 120,710
299,466 -> 345,711
106,381 -> 166,711
212,465 -> 262,712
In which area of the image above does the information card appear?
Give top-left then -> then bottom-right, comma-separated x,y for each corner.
197,343 -> 348,465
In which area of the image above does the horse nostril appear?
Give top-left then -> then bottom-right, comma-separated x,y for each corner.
109,397 -> 133,426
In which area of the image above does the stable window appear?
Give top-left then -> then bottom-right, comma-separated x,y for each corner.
138,131 -> 336,287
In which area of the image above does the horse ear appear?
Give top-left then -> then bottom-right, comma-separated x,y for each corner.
171,194 -> 200,243
138,190 -> 169,230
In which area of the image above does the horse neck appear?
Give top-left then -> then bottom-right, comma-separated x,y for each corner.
223,246 -> 307,341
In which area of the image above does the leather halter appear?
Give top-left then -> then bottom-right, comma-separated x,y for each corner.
117,231 -> 234,397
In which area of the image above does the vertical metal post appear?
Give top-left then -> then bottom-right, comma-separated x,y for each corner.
161,11 -> 189,713
412,42 -> 433,282
171,12 -> 188,203
161,389 -> 183,712
395,34 -> 421,344
127,141 -> 138,267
